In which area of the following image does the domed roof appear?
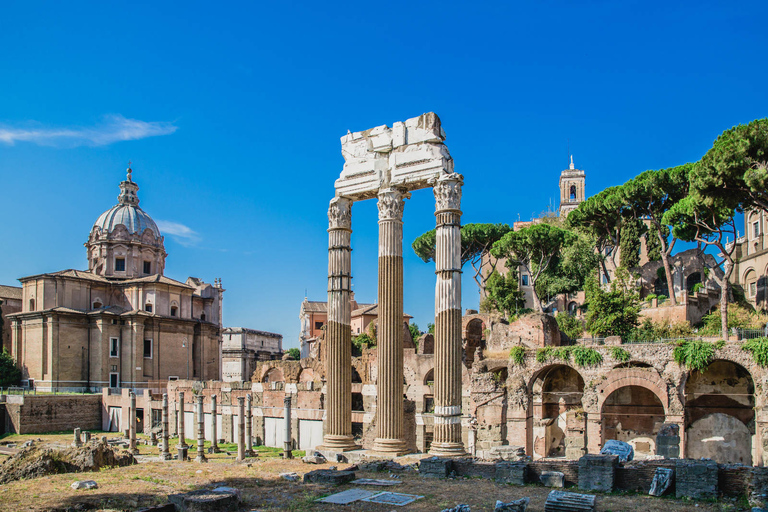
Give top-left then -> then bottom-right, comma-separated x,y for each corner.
92,165 -> 161,238
94,203 -> 161,237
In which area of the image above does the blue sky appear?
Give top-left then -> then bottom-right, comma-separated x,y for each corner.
1,1 -> 766,348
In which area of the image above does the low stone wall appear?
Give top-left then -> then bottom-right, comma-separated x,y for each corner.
2,394 -> 102,434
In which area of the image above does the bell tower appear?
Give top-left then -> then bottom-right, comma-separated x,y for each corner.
559,156 -> 585,217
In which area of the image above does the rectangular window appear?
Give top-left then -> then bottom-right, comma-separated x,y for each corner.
145,304 -> 153,313
143,339 -> 153,358
750,282 -> 757,297
314,321 -> 324,330
115,258 -> 126,271
109,373 -> 119,388
521,274 -> 529,286
754,221 -> 760,239
110,337 -> 119,358
143,261 -> 151,274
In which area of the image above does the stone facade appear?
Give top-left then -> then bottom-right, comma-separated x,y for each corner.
221,327 -> 283,382
0,285 -> 22,353
731,208 -> 768,311
7,167 -> 223,392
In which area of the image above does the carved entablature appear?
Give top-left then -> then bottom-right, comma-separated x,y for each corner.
335,112 -> 454,201
432,173 -> 464,212
377,188 -> 406,222
328,196 -> 353,230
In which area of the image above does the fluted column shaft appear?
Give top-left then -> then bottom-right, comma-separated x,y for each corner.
372,188 -> 409,455
195,395 -> 207,462
431,174 -> 465,456
320,197 -> 357,451
178,392 -> 187,448
211,394 -> 219,453
161,393 -> 171,460
237,396 -> 245,461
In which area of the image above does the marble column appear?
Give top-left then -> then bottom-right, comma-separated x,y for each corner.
283,394 -> 293,459
73,427 -> 82,448
237,396 -> 245,461
129,392 -> 139,455
161,393 -> 171,460
211,394 -> 220,453
430,174 -> 465,455
372,187 -> 409,455
319,196 -> 358,452
195,395 -> 207,462
177,392 -> 187,448
245,394 -> 254,456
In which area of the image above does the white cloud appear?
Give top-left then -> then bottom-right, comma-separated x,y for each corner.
156,220 -> 200,246
0,114 -> 177,147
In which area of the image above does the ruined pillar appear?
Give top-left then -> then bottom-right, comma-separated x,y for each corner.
73,427 -> 82,448
129,392 -> 139,455
318,196 -> 358,452
211,394 -> 220,453
245,394 -> 254,456
430,173 -> 465,456
237,396 -> 245,461
161,393 -> 171,460
195,395 -> 207,462
178,391 -> 187,448
372,187 -> 409,455
284,394 -> 293,459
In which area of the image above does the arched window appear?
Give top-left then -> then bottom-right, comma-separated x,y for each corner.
570,185 -> 577,201
201,313 -> 206,321
92,299 -> 103,309
745,269 -> 757,298
170,301 -> 178,317
29,299 -> 35,311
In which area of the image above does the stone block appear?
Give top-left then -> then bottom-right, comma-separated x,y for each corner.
419,456 -> 452,478
657,424 -> 681,459
540,471 -> 565,488
489,445 -> 527,461
495,461 -> 527,485
495,498 -> 529,511
578,454 -> 617,492
649,467 -> 674,497
303,469 -> 355,485
675,460 -> 718,500
751,467 -> 768,508
599,440 -> 633,462
565,437 -> 586,449
544,490 -> 596,511
441,506 -> 470,512
70,480 -> 98,490
168,489 -> 240,512
566,447 -> 587,460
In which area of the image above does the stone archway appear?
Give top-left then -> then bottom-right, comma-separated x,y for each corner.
528,365 -> 585,459
684,359 -> 755,464
601,386 -> 665,457
262,367 -> 285,383
463,318 -> 486,368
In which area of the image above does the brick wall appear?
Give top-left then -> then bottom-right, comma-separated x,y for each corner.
3,395 -> 102,434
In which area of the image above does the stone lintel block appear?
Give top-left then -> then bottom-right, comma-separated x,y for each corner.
675,460 -> 718,500
495,461 -> 527,485
419,456 -> 453,478
168,489 -> 240,512
565,437 -> 586,449
540,471 -> 565,488
303,469 -> 356,485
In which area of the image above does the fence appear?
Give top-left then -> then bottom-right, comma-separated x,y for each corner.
736,327 -> 768,340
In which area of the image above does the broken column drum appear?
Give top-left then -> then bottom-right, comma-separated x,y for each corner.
195,394 -> 207,463
246,394 -> 254,456
161,393 -> 171,460
237,396 -> 245,461
372,187 -> 408,455
211,394 -> 219,453
129,391 -> 138,454
430,174 -> 464,456
318,196 -> 357,452
73,427 -> 82,447
322,113 -> 462,456
178,392 -> 187,448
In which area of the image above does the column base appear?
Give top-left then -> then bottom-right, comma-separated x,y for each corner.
160,452 -> 173,461
371,437 -> 410,456
195,454 -> 208,463
429,442 -> 466,457
318,434 -> 359,452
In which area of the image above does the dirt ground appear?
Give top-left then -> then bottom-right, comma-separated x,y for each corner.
0,432 -> 750,512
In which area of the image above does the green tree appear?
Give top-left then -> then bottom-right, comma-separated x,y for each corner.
644,224 -> 668,262
618,164 -> 692,305
565,187 -> 625,283
619,217 -> 644,269
286,347 -> 300,360
412,223 -> 512,296
687,118 -> 768,213
663,190 -> 737,340
491,223 -> 576,312
427,323 -> 435,334
0,348 -> 21,388
535,230 -> 601,300
482,270 -> 525,316
408,323 -> 420,342
584,271 -> 641,338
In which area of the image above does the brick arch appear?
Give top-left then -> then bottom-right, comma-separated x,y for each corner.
461,314 -> 490,338
596,368 -> 669,414
527,364 -> 586,395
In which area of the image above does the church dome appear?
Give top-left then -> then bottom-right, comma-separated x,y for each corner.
91,165 -> 161,237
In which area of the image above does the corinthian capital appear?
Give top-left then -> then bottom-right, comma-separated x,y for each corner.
433,173 -> 463,212
377,188 -> 406,221
328,196 -> 352,230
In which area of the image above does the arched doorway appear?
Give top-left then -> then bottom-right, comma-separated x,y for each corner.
529,365 -> 584,458
686,272 -> 702,293
684,360 -> 755,464
463,318 -> 486,367
263,367 -> 285,383
601,386 -> 665,457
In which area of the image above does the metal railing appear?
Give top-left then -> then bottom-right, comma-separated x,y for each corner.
736,327 -> 768,340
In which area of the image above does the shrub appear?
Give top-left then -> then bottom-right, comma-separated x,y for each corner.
673,339 -> 718,372
556,313 -> 584,340
698,303 -> 768,335
584,273 -> 640,338
742,337 -> 768,367
285,348 -> 300,360
510,346 -> 526,365
536,347 -> 552,363
0,348 -> 21,388
692,282 -> 703,294
645,293 -> 657,303
610,346 -> 631,363
571,346 -> 603,366
352,333 -> 375,356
